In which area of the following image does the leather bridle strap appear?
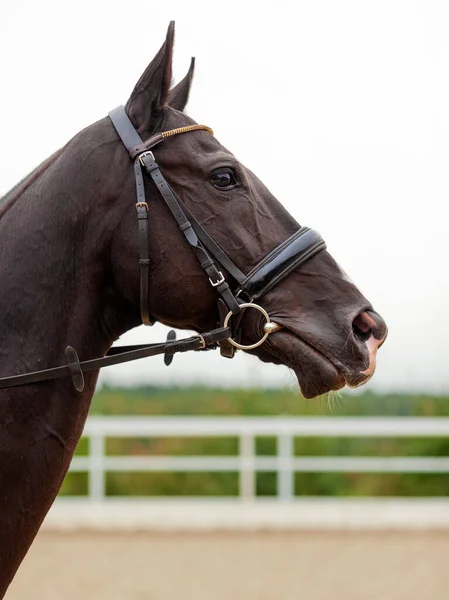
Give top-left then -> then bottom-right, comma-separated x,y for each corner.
238,227 -> 326,300
0,327 -> 231,390
109,105 -> 242,317
109,107 -> 152,325
175,202 -> 247,286
138,152 -> 241,314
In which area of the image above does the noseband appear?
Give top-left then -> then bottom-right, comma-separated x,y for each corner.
0,107 -> 326,391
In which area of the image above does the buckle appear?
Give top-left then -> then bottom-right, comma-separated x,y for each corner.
139,151 -> 155,166
136,202 -> 149,210
209,271 -> 225,287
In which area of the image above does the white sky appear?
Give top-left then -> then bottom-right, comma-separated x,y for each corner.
1,1 -> 448,393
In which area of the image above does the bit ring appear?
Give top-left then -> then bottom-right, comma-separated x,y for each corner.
223,303 -> 279,350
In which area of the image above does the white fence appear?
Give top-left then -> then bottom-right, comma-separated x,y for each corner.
67,416 -> 449,502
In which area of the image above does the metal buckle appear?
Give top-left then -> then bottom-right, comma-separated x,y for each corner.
223,302 -> 282,351
139,151 -> 155,166
209,271 -> 225,287
135,202 -> 149,210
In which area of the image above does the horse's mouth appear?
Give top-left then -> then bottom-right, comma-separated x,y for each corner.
261,326 -> 345,398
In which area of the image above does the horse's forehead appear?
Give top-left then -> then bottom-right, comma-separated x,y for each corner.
163,109 -> 201,137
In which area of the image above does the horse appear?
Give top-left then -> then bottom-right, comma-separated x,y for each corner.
0,22 -> 387,596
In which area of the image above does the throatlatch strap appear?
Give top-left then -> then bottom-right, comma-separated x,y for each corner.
109,107 -> 152,325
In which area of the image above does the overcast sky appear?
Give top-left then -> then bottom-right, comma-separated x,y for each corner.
1,1 -> 448,393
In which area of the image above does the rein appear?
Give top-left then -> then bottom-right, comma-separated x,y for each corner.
0,107 -> 326,392
0,328 -> 230,393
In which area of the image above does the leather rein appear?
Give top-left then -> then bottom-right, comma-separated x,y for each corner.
0,107 -> 326,392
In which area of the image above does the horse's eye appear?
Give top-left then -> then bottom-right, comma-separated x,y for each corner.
210,168 -> 237,190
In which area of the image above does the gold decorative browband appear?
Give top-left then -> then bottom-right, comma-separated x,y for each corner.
130,124 -> 213,159
161,124 -> 214,138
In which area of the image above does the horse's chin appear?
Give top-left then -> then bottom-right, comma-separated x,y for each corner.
255,330 -> 347,399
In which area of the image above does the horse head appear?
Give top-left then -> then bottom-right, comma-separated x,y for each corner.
106,22 -> 387,398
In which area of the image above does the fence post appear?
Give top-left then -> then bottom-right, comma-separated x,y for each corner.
278,434 -> 294,501
89,434 -> 105,501
240,434 -> 255,499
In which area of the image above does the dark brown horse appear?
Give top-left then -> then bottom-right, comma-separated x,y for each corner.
0,23 -> 386,596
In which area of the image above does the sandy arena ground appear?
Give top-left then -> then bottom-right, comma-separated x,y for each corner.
6,530 -> 449,600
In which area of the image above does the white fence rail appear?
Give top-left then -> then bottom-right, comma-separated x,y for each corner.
68,416 -> 449,502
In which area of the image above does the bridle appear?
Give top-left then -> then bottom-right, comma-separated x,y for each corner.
108,107 -> 326,351
0,106 -> 326,391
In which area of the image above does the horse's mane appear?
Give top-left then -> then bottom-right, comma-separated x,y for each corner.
0,147 -> 65,218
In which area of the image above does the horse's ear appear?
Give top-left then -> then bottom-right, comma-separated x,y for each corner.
125,21 -> 175,129
168,57 -> 195,112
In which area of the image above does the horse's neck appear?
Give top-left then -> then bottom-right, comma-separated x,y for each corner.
0,153 -> 109,370
0,143 -> 118,597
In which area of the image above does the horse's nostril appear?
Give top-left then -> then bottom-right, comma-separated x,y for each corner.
352,311 -> 375,343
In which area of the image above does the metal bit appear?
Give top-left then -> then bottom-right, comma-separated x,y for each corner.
263,322 -> 283,334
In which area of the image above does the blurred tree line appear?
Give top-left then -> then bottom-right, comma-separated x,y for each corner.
60,386 -> 449,498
